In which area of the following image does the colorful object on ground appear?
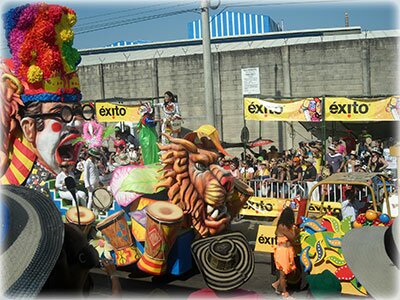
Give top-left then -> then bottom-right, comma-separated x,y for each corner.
137,201 -> 184,275
300,215 -> 368,296
96,210 -> 141,266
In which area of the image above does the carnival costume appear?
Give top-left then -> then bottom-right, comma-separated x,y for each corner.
137,103 -> 159,165
274,234 -> 296,275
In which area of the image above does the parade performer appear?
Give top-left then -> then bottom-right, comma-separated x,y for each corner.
272,207 -> 299,298
55,161 -> 87,206
137,103 -> 159,165
155,91 -> 182,145
0,3 -> 93,190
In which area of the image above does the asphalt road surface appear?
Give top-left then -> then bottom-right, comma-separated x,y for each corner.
88,217 -> 310,299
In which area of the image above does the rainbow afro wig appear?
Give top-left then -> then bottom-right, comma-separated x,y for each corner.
3,3 -> 82,103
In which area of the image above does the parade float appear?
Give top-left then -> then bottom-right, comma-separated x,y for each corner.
0,3 -> 255,290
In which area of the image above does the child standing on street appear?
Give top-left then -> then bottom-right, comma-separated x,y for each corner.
272,207 -> 298,299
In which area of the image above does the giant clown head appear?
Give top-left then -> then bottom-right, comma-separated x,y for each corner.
1,3 -> 93,176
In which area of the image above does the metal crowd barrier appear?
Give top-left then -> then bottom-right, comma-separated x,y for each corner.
248,177 -> 397,204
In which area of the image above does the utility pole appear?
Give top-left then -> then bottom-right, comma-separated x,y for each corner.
201,0 -> 215,126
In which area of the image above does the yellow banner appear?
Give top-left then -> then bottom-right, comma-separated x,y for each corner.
95,102 -> 141,123
325,96 -> 400,121
255,225 -> 277,253
244,97 -> 322,122
240,197 -> 342,218
239,197 -> 287,217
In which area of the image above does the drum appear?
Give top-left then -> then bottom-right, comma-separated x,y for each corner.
137,201 -> 184,275
92,187 -> 113,212
66,206 -> 95,236
96,210 -> 140,266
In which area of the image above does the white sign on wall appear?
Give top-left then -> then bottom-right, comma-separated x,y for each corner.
241,67 -> 260,95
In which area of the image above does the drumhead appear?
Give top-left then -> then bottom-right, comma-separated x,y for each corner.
93,188 -> 113,211
66,206 -> 95,225
96,210 -> 125,231
147,201 -> 183,223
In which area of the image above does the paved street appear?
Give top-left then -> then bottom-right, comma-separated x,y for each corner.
89,217 -> 309,299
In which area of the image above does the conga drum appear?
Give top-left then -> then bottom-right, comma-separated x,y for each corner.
96,210 -> 140,266
92,187 -> 113,212
65,206 -> 95,236
137,201 -> 183,275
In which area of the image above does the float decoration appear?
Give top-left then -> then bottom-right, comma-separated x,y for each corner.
300,215 -> 368,296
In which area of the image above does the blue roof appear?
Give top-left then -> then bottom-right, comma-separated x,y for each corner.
187,11 -> 281,39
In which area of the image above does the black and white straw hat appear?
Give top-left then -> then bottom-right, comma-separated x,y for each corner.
342,217 -> 400,299
0,185 -> 64,297
191,232 -> 255,292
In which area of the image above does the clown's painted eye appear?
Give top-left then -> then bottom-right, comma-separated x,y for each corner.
195,162 -> 208,172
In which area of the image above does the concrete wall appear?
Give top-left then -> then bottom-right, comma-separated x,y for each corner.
78,36 -> 399,156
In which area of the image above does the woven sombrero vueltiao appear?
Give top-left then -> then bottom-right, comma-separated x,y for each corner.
0,185 -> 64,297
342,217 -> 400,299
191,231 -> 255,292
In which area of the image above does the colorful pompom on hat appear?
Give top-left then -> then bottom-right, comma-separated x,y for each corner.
3,3 -> 82,104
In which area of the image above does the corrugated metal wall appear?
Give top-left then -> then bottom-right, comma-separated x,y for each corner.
187,11 -> 281,39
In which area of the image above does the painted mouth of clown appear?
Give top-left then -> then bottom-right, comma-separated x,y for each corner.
56,133 -> 81,164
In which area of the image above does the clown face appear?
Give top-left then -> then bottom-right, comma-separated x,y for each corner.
21,102 -> 85,174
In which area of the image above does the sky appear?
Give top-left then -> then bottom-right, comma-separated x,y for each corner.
0,0 -> 399,52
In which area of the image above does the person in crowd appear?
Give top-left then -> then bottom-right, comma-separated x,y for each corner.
229,159 -> 241,179
75,156 -> 86,182
240,160 -> 255,182
100,258 -> 122,296
269,158 -> 279,180
341,188 -> 367,222
255,160 -> 270,179
368,147 -> 388,172
337,138 -> 347,156
55,162 -> 87,206
345,150 -> 358,172
274,162 -> 288,198
272,207 -> 299,298
289,157 -> 303,184
268,146 -> 279,161
304,157 -> 319,201
353,160 -> 362,172
84,148 -> 101,210
303,158 -> 317,182
113,134 -> 126,154
127,144 -> 139,164
326,144 -> 344,173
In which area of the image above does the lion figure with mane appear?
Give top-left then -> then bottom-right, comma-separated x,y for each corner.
155,134 -> 251,237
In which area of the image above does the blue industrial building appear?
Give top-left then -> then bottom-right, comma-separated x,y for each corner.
187,11 -> 281,39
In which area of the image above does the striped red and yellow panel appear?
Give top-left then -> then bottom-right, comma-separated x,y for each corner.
0,133 -> 36,185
